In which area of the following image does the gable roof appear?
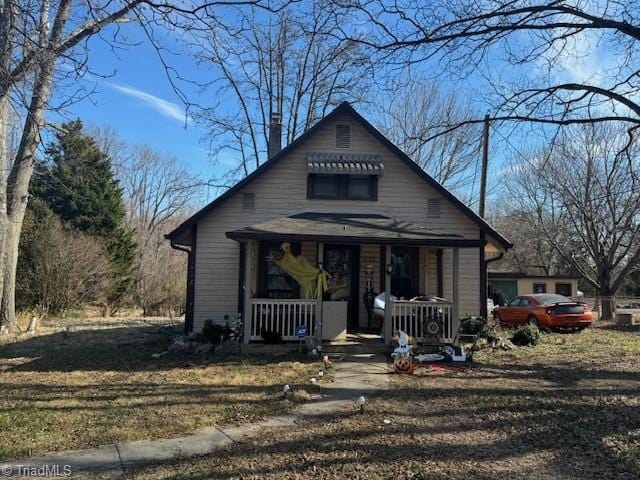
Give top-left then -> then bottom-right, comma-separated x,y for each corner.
166,102 -> 512,249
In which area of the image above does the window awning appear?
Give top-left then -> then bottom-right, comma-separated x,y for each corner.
307,153 -> 384,176
226,212 -> 483,247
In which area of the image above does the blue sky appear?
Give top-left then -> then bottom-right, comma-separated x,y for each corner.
55,14 -> 611,207
58,28 -> 216,184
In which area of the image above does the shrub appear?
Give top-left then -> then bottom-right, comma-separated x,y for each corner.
200,320 -> 233,344
459,316 -> 486,336
512,324 -> 541,346
460,316 -> 500,343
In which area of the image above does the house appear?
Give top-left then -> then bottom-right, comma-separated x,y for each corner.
488,272 -> 580,305
167,102 -> 512,344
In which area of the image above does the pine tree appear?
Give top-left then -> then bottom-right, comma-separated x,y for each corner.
34,119 -> 137,310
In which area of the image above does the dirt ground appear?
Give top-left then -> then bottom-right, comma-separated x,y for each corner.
128,322 -> 640,480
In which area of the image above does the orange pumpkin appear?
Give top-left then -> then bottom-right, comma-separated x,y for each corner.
393,353 -> 415,374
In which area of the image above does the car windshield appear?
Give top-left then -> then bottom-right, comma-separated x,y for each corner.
537,294 -> 571,305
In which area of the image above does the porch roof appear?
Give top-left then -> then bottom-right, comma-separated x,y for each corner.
226,212 -> 484,247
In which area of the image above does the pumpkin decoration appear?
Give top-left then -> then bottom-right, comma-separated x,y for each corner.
393,353 -> 415,374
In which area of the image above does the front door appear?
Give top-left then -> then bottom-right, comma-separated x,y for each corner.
391,246 -> 419,299
323,245 -> 360,328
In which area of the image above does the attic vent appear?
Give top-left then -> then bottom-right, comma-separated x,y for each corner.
336,124 -> 352,149
242,192 -> 256,211
427,198 -> 441,218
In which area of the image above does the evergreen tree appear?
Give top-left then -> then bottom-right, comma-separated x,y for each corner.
34,120 -> 137,309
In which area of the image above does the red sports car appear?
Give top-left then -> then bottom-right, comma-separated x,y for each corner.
493,294 -> 593,330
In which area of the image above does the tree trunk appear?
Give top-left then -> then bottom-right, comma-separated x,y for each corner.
0,96 -> 9,330
0,47 -> 59,332
0,220 -> 20,331
599,286 -> 616,321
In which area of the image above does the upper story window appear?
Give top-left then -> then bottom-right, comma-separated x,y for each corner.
335,124 -> 352,148
308,174 -> 377,200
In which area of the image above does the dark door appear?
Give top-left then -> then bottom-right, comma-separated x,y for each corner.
390,246 -> 419,299
323,245 -> 360,328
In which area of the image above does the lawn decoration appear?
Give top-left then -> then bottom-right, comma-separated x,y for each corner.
267,243 -> 329,299
392,330 -> 415,374
415,353 -> 445,362
283,384 -> 291,398
357,395 -> 366,413
393,353 -> 415,374
392,330 -> 412,355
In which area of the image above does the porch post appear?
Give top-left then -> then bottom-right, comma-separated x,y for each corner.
452,247 -> 460,339
384,245 -> 392,343
317,242 -> 324,342
242,240 -> 253,344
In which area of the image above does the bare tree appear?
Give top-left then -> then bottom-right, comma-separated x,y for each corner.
506,123 -> 640,319
191,2 -> 372,187
0,0 -> 288,332
114,143 -> 203,315
332,1 -> 640,139
376,80 -> 480,192
488,207 -> 564,276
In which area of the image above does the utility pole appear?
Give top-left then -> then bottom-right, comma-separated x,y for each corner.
479,114 -> 490,218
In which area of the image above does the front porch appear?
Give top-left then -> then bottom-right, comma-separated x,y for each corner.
247,297 -> 455,344
228,213 -> 481,346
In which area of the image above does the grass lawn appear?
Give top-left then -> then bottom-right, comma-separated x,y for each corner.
130,322 -> 640,480
0,322 -> 321,461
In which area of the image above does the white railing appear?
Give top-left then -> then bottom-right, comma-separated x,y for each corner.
391,300 -> 454,342
250,298 -> 318,341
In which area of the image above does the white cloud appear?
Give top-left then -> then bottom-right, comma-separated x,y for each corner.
108,83 -> 185,123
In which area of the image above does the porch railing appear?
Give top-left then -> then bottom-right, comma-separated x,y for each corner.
391,300 -> 454,342
250,298 -> 318,341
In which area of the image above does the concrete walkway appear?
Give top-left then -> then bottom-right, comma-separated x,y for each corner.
3,354 -> 389,478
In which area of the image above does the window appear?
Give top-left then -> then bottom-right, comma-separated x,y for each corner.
311,174 -> 339,197
259,242 -> 300,299
555,283 -> 572,297
336,124 -> 352,148
308,174 -> 377,200
508,297 -> 522,307
347,175 -> 371,198
533,283 -> 547,294
427,198 -> 441,218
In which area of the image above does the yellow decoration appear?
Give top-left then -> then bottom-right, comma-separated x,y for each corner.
273,243 -> 329,299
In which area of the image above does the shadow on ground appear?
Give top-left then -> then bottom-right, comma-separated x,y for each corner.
0,325 -> 305,372
125,328 -> 640,480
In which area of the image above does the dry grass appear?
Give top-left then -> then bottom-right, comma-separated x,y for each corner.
129,322 -> 640,480
0,323 -> 321,461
